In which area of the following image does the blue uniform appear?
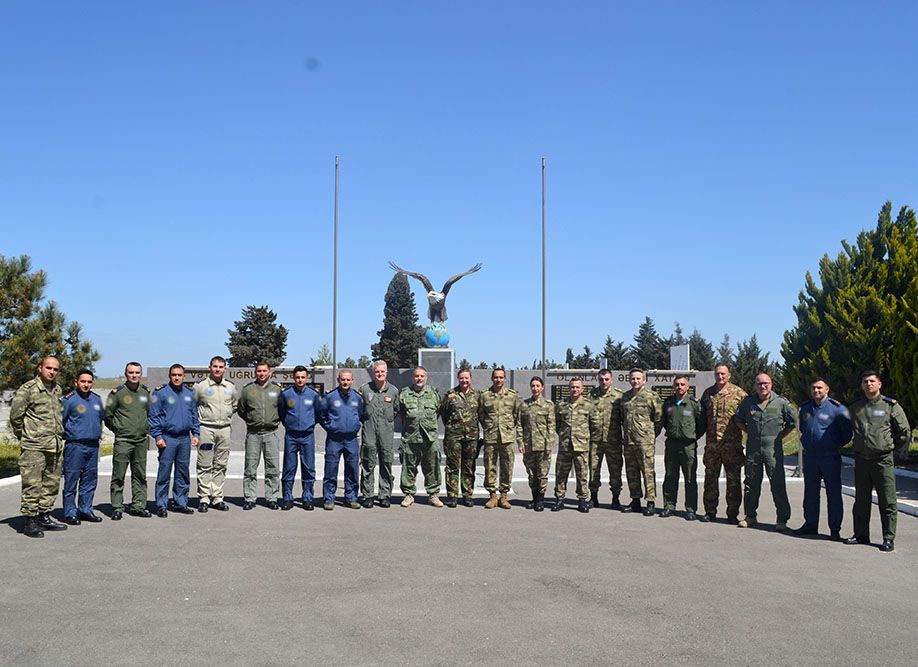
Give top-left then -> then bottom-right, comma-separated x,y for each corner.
319,387 -> 365,504
278,385 -> 321,503
798,397 -> 852,533
61,389 -> 105,519
149,383 -> 200,510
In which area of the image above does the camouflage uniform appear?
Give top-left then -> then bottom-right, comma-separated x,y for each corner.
589,386 -> 624,496
700,382 -> 747,519
661,394 -> 706,512
105,382 -> 151,512
478,387 -> 521,495
848,394 -> 911,542
621,388 -> 663,502
10,377 -> 64,516
398,385 -> 442,496
554,395 -> 592,500
518,396 -> 556,497
440,386 -> 480,498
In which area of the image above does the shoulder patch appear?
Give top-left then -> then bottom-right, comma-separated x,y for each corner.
64,391 -> 75,399
112,384 -> 124,393
140,384 -> 149,391
882,396 -> 897,405
828,398 -> 841,406
155,384 -> 166,391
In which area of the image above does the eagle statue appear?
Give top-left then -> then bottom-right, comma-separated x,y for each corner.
388,261 -> 483,324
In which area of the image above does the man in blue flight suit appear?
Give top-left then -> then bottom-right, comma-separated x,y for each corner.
794,378 -> 852,540
319,369 -> 364,510
278,365 -> 321,511
149,364 -> 200,517
61,369 -> 106,524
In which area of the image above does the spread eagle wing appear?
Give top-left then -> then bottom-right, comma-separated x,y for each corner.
440,263 -> 483,296
388,261 -> 434,293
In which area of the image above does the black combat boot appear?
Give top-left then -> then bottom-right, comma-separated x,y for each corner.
610,494 -> 622,511
642,502 -> 656,517
23,516 -> 44,538
551,497 -> 565,512
577,499 -> 590,513
533,493 -> 544,512
622,499 -> 641,513
37,513 -> 67,531
590,490 -> 599,508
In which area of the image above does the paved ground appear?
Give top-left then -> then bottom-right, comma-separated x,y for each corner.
2,455 -> 917,665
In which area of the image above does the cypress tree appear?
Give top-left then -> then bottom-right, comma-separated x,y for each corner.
371,273 -> 424,368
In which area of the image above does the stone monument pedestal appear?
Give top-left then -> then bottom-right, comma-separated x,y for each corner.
418,347 -> 455,396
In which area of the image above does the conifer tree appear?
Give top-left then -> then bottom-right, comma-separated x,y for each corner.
226,305 -> 288,367
371,273 -> 424,368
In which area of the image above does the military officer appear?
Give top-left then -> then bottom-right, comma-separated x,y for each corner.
398,367 -> 442,507
794,378 -> 852,539
193,356 -> 236,512
733,373 -> 796,531
236,361 -> 283,510
60,369 -> 105,524
278,365 -> 320,511
518,376 -> 555,511
10,355 -> 67,538
699,363 -> 747,523
620,368 -> 663,516
552,378 -> 592,513
149,364 -> 200,517
105,361 -> 151,520
844,371 -> 911,552
319,369 -> 365,510
358,360 -> 399,508
478,368 -> 521,510
589,369 -> 624,509
440,368 -> 480,508
660,375 -> 706,520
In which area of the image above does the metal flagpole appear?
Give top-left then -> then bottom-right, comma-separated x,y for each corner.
333,155 -> 339,378
541,157 -> 547,374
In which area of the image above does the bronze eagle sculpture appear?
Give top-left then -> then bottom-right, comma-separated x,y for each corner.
388,261 -> 483,324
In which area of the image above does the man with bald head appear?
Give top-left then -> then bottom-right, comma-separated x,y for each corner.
733,373 -> 796,531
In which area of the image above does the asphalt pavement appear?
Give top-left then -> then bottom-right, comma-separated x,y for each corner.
2,455 -> 917,665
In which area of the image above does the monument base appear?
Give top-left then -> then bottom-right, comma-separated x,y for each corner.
418,347 -> 455,396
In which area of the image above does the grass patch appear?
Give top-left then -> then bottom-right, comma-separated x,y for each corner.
0,438 -> 113,479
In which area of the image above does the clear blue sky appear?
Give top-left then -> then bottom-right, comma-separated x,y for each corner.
2,2 -> 917,375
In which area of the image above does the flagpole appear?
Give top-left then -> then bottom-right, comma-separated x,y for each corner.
333,155 -> 339,377
541,157 -> 547,374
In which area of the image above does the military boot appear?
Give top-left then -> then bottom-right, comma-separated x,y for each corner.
23,516 -> 44,538
526,491 -> 535,510
578,499 -> 590,513
498,493 -> 511,510
428,494 -> 444,508
610,494 -> 622,511
533,493 -> 544,512
484,492 -> 498,509
590,490 -> 599,508
37,513 -> 67,531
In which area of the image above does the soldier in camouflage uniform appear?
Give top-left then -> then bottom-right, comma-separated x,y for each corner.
398,367 -> 442,507
660,375 -> 706,520
440,369 -> 480,507
478,368 -> 521,509
844,371 -> 911,552
518,376 -> 555,511
552,378 -> 593,513
620,368 -> 663,516
10,356 -> 67,538
105,361 -> 152,520
589,370 -> 624,509
699,363 -> 747,523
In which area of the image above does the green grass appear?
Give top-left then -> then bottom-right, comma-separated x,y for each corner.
0,437 -> 113,479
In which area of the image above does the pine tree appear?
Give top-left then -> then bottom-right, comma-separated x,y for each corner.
688,329 -> 716,371
0,255 -> 100,392
601,336 -> 633,370
458,358 -> 472,371
567,345 -> 597,369
716,334 -> 734,367
670,322 -> 687,346
310,344 -> 332,366
342,356 -> 358,368
226,305 -> 288,367
732,335 -> 779,394
632,317 -> 668,370
371,273 -> 425,368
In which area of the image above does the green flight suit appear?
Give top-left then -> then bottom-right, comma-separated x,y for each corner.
848,394 -> 911,541
237,381 -> 283,503
359,381 -> 399,500
661,395 -> 706,512
104,382 -> 151,512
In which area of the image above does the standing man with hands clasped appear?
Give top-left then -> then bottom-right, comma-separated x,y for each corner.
237,361 -> 283,510
149,364 -> 200,517
278,365 -> 321,511
60,369 -> 106,524
398,366 -> 442,508
193,356 -> 236,513
320,369 -> 365,510
358,361 -> 400,508
660,375 -> 706,520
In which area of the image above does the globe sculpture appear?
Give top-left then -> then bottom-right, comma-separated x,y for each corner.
425,322 -> 450,347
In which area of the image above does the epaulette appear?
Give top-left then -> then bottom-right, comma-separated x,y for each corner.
882,396 -> 898,405
141,384 -> 148,391
64,391 -> 75,399
155,384 -> 166,391
112,384 -> 124,393
828,398 -> 842,406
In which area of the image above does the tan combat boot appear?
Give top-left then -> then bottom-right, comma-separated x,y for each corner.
428,494 -> 444,508
484,492 -> 498,509
498,493 -> 511,510
400,495 -> 414,508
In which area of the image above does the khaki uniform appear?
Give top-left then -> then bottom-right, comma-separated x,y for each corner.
193,377 -> 237,504
398,385 -> 441,496
478,387 -> 521,494
10,377 -> 63,516
518,396 -> 556,497
554,396 -> 592,500
848,394 -> 911,541
589,387 -> 624,495
621,387 -> 663,502
440,386 -> 480,498
700,382 -> 747,518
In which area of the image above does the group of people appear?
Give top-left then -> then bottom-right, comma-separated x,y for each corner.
9,356 -> 911,552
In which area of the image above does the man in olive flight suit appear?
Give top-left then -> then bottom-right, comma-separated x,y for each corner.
358,360 -> 400,508
105,361 -> 152,520
660,375 -> 706,520
237,361 -> 283,510
844,370 -> 911,552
